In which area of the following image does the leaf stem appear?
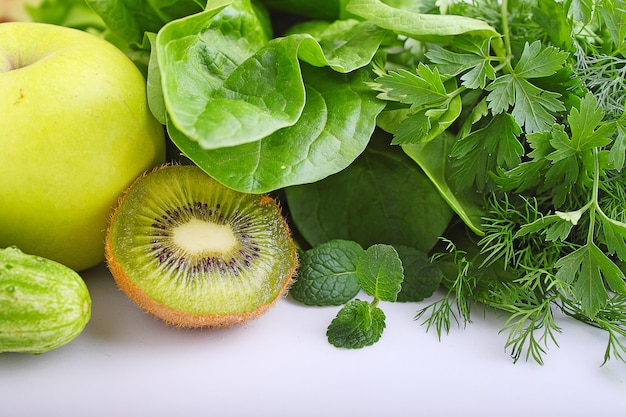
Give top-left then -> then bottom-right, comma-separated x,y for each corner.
500,0 -> 514,72
587,147 -> 601,244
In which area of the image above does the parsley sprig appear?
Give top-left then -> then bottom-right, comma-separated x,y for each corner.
369,0 -> 626,364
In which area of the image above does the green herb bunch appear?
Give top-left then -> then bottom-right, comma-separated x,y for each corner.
364,0 -> 626,364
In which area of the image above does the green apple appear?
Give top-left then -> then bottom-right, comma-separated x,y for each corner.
0,22 -> 166,271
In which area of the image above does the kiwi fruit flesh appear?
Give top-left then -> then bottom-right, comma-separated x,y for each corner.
105,164 -> 298,328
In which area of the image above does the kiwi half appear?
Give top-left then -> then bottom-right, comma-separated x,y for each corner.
105,164 -> 298,328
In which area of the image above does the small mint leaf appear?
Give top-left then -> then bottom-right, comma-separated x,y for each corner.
289,240 -> 365,306
326,300 -> 386,349
356,244 -> 404,302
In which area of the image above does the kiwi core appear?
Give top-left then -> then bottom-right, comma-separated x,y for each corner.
172,218 -> 237,255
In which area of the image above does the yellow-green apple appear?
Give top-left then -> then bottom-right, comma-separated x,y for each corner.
0,22 -> 166,271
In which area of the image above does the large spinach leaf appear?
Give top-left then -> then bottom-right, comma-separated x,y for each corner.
285,134 -> 454,252
156,0 -> 387,192
168,63 -> 384,193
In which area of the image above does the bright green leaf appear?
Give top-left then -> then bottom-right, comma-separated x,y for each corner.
168,64 -> 384,193
555,243 -> 625,318
356,244 -> 404,302
158,2 -> 384,150
511,78 -> 565,134
371,64 -> 448,109
345,0 -> 501,45
608,124 -> 626,171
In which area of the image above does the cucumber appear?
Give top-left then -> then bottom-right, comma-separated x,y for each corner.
0,246 -> 91,354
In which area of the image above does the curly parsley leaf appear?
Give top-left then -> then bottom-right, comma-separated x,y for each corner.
326,300 -> 386,349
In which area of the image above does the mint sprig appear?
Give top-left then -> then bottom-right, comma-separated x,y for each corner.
292,240 -> 441,348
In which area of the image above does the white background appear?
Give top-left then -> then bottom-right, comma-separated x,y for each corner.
1,262 -> 625,417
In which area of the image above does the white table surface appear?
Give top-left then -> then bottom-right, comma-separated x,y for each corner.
1,262 -> 624,417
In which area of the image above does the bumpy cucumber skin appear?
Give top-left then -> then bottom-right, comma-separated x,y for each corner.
0,246 -> 91,354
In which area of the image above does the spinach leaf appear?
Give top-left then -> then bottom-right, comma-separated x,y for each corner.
167,63 -> 384,192
85,0 -> 208,46
345,0 -> 502,46
402,134 -> 485,236
285,135 -> 454,253
158,1 -> 386,192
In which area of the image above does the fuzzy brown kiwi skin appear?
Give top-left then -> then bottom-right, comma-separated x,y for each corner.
104,164 -> 299,328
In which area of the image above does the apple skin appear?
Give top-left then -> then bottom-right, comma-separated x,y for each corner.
0,22 -> 166,271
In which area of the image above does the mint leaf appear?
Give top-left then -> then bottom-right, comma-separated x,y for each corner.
289,240 -> 365,306
326,300 -> 386,349
394,245 -> 443,302
356,244 -> 404,302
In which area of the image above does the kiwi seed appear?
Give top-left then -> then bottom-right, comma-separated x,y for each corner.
104,164 -> 298,328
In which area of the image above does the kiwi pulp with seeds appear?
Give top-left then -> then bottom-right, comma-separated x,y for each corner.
105,164 -> 298,328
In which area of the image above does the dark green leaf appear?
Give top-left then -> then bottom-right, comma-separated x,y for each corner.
403,133 -> 485,235
289,240 -> 365,306
394,246 -> 443,302
285,137 -> 454,252
451,113 -> 523,190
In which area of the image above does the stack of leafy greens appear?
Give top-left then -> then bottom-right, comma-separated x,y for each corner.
29,0 -> 626,364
